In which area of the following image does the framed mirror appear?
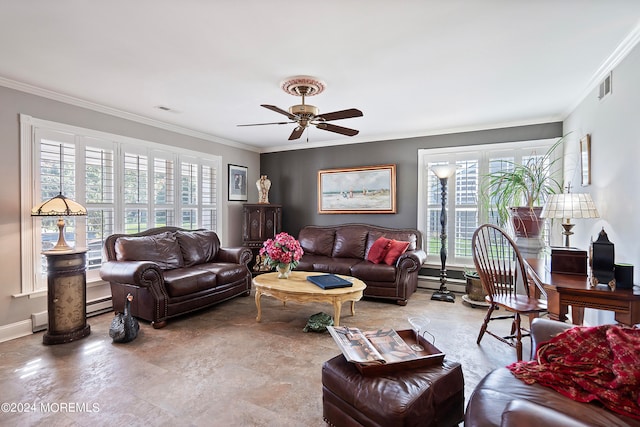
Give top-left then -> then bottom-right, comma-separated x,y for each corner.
580,134 -> 591,186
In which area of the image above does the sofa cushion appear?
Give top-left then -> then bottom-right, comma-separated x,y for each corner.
351,261 -> 397,282
302,256 -> 359,275
332,226 -> 368,259
296,254 -> 325,272
299,228 -> 335,257
115,231 -> 184,270
366,231 -> 418,254
193,263 -> 250,284
175,230 -> 220,267
163,268 -> 216,297
383,240 -> 411,265
366,237 -> 393,264
501,400 -> 592,427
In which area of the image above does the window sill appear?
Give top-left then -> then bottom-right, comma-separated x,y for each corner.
12,278 -> 108,299
12,290 -> 46,299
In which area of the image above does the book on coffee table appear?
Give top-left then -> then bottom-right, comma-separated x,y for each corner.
307,274 -> 353,289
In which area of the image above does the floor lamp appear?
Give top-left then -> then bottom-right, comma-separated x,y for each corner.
430,164 -> 456,303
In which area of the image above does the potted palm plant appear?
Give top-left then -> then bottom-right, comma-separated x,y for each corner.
484,137 -> 564,238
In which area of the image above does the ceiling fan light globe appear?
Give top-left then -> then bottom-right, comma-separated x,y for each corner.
289,104 -> 319,116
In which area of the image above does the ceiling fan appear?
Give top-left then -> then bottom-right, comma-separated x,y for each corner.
238,76 -> 363,141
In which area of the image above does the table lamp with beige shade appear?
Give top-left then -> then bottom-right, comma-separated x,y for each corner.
540,191 -> 599,248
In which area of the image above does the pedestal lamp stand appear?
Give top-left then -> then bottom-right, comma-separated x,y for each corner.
430,165 -> 456,303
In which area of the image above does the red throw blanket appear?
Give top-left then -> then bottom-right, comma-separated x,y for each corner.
508,324 -> 640,420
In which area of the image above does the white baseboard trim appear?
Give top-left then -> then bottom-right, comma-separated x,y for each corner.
31,297 -> 113,332
0,319 -> 33,343
1,297 -> 113,343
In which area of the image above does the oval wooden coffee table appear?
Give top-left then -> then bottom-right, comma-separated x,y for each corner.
253,271 -> 366,326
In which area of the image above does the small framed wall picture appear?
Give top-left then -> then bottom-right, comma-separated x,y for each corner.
228,164 -> 248,201
580,134 -> 591,186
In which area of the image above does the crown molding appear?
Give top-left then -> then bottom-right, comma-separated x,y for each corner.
566,19 -> 640,116
0,76 -> 260,153
258,115 -> 565,153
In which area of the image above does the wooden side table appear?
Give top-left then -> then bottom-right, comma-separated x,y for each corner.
42,249 -> 91,345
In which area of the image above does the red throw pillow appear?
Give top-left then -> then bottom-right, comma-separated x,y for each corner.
383,240 -> 411,265
367,237 -> 393,264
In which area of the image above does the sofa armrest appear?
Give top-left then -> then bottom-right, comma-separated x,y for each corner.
397,249 -> 427,271
215,247 -> 253,265
100,260 -> 164,288
501,400 -> 591,427
531,318 -> 572,354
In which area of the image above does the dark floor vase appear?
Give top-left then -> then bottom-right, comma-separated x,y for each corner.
509,206 -> 544,238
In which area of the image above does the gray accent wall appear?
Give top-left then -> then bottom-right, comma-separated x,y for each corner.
260,122 -> 563,236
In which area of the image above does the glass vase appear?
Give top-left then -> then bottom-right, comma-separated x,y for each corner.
276,264 -> 292,279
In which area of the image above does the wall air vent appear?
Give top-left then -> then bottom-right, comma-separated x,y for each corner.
598,72 -> 612,100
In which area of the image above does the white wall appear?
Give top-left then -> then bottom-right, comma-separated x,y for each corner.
563,40 -> 640,325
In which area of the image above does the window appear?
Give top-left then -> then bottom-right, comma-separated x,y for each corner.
19,115 -> 221,294
418,139 -> 560,268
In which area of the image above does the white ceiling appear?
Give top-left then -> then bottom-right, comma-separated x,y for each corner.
1,1 -> 640,153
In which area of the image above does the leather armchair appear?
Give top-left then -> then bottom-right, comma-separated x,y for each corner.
465,318 -> 640,427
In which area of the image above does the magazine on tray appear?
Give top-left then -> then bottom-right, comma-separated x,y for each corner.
327,326 -> 418,365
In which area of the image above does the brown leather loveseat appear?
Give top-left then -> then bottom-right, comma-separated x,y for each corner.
465,318 -> 640,427
295,224 -> 427,305
100,227 -> 253,328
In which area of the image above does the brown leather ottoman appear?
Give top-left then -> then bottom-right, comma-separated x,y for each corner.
322,354 -> 464,427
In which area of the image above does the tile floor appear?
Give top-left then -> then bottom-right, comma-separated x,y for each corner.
0,288 -> 528,426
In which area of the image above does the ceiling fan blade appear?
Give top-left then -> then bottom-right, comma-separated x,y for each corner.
237,121 -> 294,127
288,126 -> 305,140
315,123 -> 359,137
261,104 -> 297,120
315,108 -> 363,122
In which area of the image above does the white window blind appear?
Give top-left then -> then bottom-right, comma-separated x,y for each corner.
418,139 -> 560,268
153,155 -> 176,227
19,115 -> 222,294
84,140 -> 115,272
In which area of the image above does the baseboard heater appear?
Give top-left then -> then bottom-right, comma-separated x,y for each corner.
31,296 -> 113,332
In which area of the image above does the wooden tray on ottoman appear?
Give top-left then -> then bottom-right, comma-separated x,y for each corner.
355,329 -> 445,375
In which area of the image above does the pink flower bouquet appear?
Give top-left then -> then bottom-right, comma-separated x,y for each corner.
259,232 -> 304,270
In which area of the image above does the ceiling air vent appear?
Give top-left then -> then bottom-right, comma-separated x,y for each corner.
598,72 -> 612,100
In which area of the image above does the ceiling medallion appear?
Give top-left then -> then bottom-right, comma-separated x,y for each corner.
280,75 -> 326,97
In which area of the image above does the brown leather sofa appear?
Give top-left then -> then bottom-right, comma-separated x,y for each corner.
465,318 -> 640,427
100,227 -> 253,328
296,224 -> 427,305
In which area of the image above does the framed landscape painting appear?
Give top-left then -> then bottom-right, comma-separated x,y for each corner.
318,164 -> 396,214
228,164 -> 248,201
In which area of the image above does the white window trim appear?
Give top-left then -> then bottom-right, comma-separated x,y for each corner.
418,138 -> 561,268
18,114 -> 222,296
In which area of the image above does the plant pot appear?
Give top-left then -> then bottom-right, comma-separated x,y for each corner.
509,206 -> 544,238
464,274 -> 487,302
